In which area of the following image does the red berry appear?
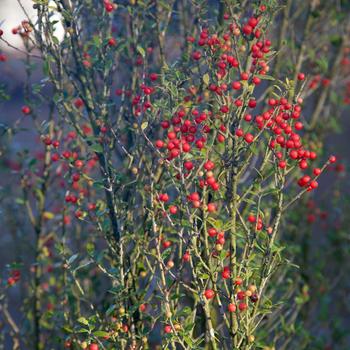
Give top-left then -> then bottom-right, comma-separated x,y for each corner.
238,302 -> 247,311
89,344 -> 99,350
162,240 -> 172,249
250,294 -> 258,303
242,24 -> 253,36
217,134 -> 225,142
104,3 -> 114,12
235,129 -> 244,137
51,153 -> 60,162
204,289 -> 215,300
248,214 -> 256,223
52,140 -> 60,148
248,17 -> 258,28
252,76 -> 261,85
74,160 -> 84,168
155,140 -> 164,148
204,160 -> 215,171
182,143 -> 191,152
169,206 -> 178,215
164,325 -> 172,334
74,98 -> 84,108
295,121 -> 303,130
234,277 -> 243,286
313,168 -> 321,176
62,151 -> 71,159
75,210 -> 82,219
235,99 -> 243,107
184,161 -> 194,171
289,150 -> 299,159
22,105 -> 31,115
221,267 -> 230,279
159,193 -> 169,202
192,51 -> 201,60
207,203 -> 217,213
244,114 -> 252,122
188,192 -> 200,202
228,303 -> 236,312
150,73 -> 158,81
183,252 -> 190,262
309,151 -> 317,160
310,180 -> 318,189
220,105 -> 229,113
167,131 -> 177,140
232,81 -> 241,90
7,277 -> 16,286
268,98 -> 276,106
278,161 -> 286,169
244,133 -> 254,143
88,203 -> 96,211
329,155 -> 337,163
248,99 -> 257,108
241,72 -> 249,80
297,73 -> 305,81
208,228 -> 217,237
108,37 -> 117,46
72,173 -> 80,182
139,303 -> 147,312
298,175 -> 311,187
237,291 -> 246,300
299,160 -> 308,169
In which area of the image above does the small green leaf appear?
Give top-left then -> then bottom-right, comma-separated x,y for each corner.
93,330 -> 110,337
52,36 -> 59,45
256,74 -> 275,81
77,317 -> 89,326
90,143 -> 103,153
15,198 -> 25,205
137,45 -> 145,58
86,242 -> 95,255
202,73 -> 210,86
68,254 -> 79,265
62,326 -> 73,333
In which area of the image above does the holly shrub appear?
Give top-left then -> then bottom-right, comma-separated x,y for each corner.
0,1 -> 349,349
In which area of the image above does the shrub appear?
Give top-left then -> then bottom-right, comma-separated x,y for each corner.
0,1 -> 349,349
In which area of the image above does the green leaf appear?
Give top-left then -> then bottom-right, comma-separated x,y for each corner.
106,305 -> 116,316
219,250 -> 227,261
52,36 -> 59,45
62,326 -> 73,333
43,59 -> 50,76
256,74 -> 275,81
137,45 -> 145,58
68,253 -> 78,265
202,73 -> 210,86
93,330 -> 110,337
15,198 -> 25,205
90,143 -> 103,153
77,317 -> 89,326
86,242 -> 95,255
76,328 -> 89,333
